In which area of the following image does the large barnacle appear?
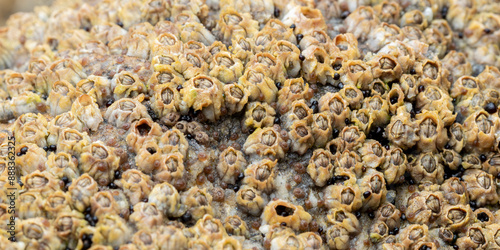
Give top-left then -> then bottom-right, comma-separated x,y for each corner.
217,147 -> 247,184
80,141 -> 120,186
416,85 -> 455,126
18,218 -> 62,249
148,182 -> 180,217
18,191 -> 45,219
158,128 -> 189,158
126,118 -> 162,152
312,112 -> 333,147
288,120 -> 314,155
223,83 -> 249,115
68,174 -> 99,212
22,170 -> 60,198
181,187 -> 213,221
104,97 -> 151,129
116,169 -> 153,206
236,185 -> 266,216
386,106 -> 419,150
397,224 -> 430,249
154,152 -> 185,183
277,78 -> 311,114
359,170 -> 387,211
319,92 -> 351,129
261,200 -> 312,231
463,111 -> 498,153
180,75 -> 224,122
46,152 -> 80,181
406,191 -> 444,226
326,224 -> 350,250
324,184 -> 362,212
440,177 -> 468,206
243,127 -> 286,160
70,94 -> 103,132
307,149 -> 335,187
129,202 -> 163,229
90,191 -> 121,218
463,169 -> 498,206
111,71 -> 146,100
47,80 -> 82,116
243,102 -> 276,132
15,143 -> 47,175
327,207 -> 360,234
209,51 -> 244,83
243,158 -> 276,194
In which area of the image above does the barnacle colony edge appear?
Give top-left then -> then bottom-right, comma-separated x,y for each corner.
2,0 -> 500,249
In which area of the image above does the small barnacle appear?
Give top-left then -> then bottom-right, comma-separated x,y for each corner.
400,9 -> 427,29
46,151 -> 79,181
104,97 -> 151,129
236,185 -> 266,216
132,229 -> 157,249
335,150 -> 364,178
324,184 -> 362,212
362,95 -> 390,127
319,92 -> 351,129
416,85 -> 455,126
340,85 -> 364,110
70,94 -> 103,132
339,126 -> 366,151
486,224 -> 500,249
18,191 -> 45,219
18,218 -> 62,249
209,51 -> 244,84
369,54 -> 402,83
440,177 -> 468,206
150,84 -> 180,124
43,191 -> 72,219
53,211 -> 87,246
158,128 -> 189,158
44,58 -> 87,87
77,76 -> 113,107
386,106 -> 419,150
282,100 -> 313,129
463,169 -> 498,206
415,110 -> 448,153
373,1 -> 401,24
111,71 -> 146,100
174,51 -> 209,80
397,224 -> 429,249
342,60 -> 374,89
440,204 -> 472,232
13,113 -> 48,148
46,112 -> 82,146
92,214 -> 133,247
154,152 -> 185,183
288,120 -> 314,155
270,40 -> 301,78
231,36 -> 254,64
399,74 -> 418,102
269,231 -> 304,250
126,118 -> 162,152
148,182 -> 180,217
463,111 -> 498,153
181,187 -> 213,221
277,78 -> 311,114
375,203 -> 401,231
218,147 -> 247,184
68,174 -> 99,212
344,6 -> 380,42
325,224 -> 350,250
148,64 -> 185,92
477,66 -> 500,90
311,112 -> 333,148
456,225 -> 489,249
129,202 -> 163,229
369,221 -> 389,243
22,170 -> 60,198
180,75 -> 224,122
156,226 -> 189,249
307,149 -> 335,187
243,127 -> 286,160
223,83 -> 249,115
406,191 -> 444,226
410,152 -> 444,185
247,52 -> 286,83
124,31 -> 151,59
80,141 -> 120,186
300,45 -> 332,84
150,33 -> 182,57
386,84 -> 405,114
243,102 -> 276,133
47,80 -> 82,116
224,215 -> 249,237
359,170 -> 387,211
358,139 -> 387,169
116,169 -> 153,206
91,191 -> 120,218
261,200 -> 312,231
243,159 -> 277,194
462,154 -> 482,170
215,8 -> 259,45
326,208 -> 360,234
239,66 -> 277,104
191,214 -> 226,246
135,140 -> 162,174
15,143 -> 47,176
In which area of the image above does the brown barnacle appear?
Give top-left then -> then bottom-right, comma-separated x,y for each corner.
319,92 -> 351,130
410,152 -> 444,185
441,177 -> 468,206
420,60 -> 449,90
362,95 -> 390,127
462,154 -> 482,171
397,224 -> 429,249
277,78 -> 311,114
399,74 -> 419,102
297,232 -> 324,249
340,85 -> 364,110
18,218 -> 62,248
400,9 -> 427,29
325,224 -> 350,250
378,41 -> 415,74
386,106 -> 419,150
261,19 -> 296,44
154,152 -> 185,183
150,83 -> 181,124
243,158 -> 277,194
181,187 -> 213,221
18,191 -> 45,219
150,33 -> 182,57
47,80 -> 83,116
439,204 -> 472,232
129,202 -> 163,229
339,126 -> 366,152
405,191 -> 444,226
312,112 -> 333,148
379,147 -> 406,185
243,127 -> 286,160
455,225 -> 489,250
282,100 -> 313,128
173,51 -> 209,80
369,79 -> 390,97
76,76 -> 113,107
358,139 -> 386,169
478,66 -> 500,90
376,203 -> 401,231
446,123 -> 465,153
324,184 -> 362,212
248,52 -> 286,83
251,31 -> 275,53
486,224 -> 500,249
365,23 -> 404,53
307,149 -> 335,187
191,214 -> 226,246
300,45 -> 331,85
3,71 -> 34,97
148,182 -> 180,218
179,75 -> 224,122
261,200 -> 312,231
44,58 -> 87,87
54,211 -> 87,246
373,1 -> 401,24
116,169 -> 153,206
369,54 -> 402,83
463,169 -> 498,206
359,170 -> 387,211
104,97 -> 151,129
342,60 -> 374,89
92,214 -> 133,247
223,83 -> 249,115
334,150 -> 363,178
463,111 -> 498,153
288,120 -> 315,155
450,76 -> 479,101
369,221 -> 389,243
208,51 -> 244,84
236,185 -> 266,216
215,8 -> 259,45
157,128 -> 189,158
386,84 -> 405,115
326,208 -> 360,234
156,225 -> 189,249
14,143 -> 47,176
23,170 -> 60,198
90,191 -> 120,218
440,150 -> 462,172
344,6 -> 380,42
68,174 -> 99,212
126,118 -> 162,153
111,71 -> 146,100
415,110 -> 448,153
243,102 -> 276,133
79,141 -> 120,186
224,215 -> 249,237
70,94 -> 103,132
230,36 -> 254,64
44,191 -> 72,219
270,40 -> 301,78
218,147 -> 247,185
46,112 -> 82,146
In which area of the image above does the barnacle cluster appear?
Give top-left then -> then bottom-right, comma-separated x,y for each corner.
2,0 -> 500,249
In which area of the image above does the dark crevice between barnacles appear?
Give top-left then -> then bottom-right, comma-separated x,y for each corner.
443,165 -> 465,180
367,126 -> 390,147
83,206 -> 98,227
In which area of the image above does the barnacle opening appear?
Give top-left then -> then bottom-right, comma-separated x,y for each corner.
275,205 -> 295,217
261,131 -> 277,146
252,106 -> 266,122
24,224 -> 43,239
256,165 -> 271,181
158,73 -> 173,84
119,74 -> 135,85
341,188 -> 355,205
420,118 -> 437,138
476,114 -> 492,133
194,77 -> 213,89
477,173 -> 491,189
470,228 -> 486,245
370,176 -> 382,194
92,145 -> 108,159
421,155 -> 437,173
426,195 -> 441,213
447,208 -> 466,223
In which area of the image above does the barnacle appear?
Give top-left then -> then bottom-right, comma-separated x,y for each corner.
243,158 -> 276,194
324,184 -> 362,212
307,149 -> 335,187
463,169 -> 499,206
180,75 -> 224,122
116,169 -> 153,206
217,146 -> 247,184
261,200 -> 312,231
79,141 -> 120,186
104,97 -> 151,129
148,182 -> 180,217
243,102 -> 276,132
181,187 -> 213,220
236,185 -> 266,216
243,127 -> 286,160
68,174 -> 99,212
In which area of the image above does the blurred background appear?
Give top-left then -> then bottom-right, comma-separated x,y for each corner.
0,0 -> 53,25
